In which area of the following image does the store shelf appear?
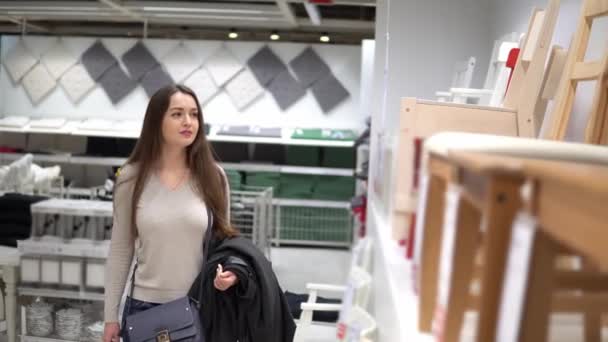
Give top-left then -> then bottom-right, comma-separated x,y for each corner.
270,238 -> 351,247
0,153 -> 353,177
18,287 -> 104,301
272,198 -> 351,209
18,238 -> 110,259
222,162 -> 353,176
368,199 -> 433,342
22,336 -> 77,342
0,122 -> 355,147
0,153 -> 127,167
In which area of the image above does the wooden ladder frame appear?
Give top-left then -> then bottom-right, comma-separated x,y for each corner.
545,0 -> 608,144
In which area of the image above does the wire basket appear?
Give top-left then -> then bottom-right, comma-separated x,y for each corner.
273,199 -> 353,247
230,185 -> 273,257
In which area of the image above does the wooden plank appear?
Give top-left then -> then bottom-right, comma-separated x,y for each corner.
572,61 -> 604,80
442,196 -> 481,342
522,10 -> 546,62
546,0 -> 593,140
413,101 -> 518,136
474,177 -> 523,342
418,174 -> 448,332
541,46 -> 569,100
536,179 -> 608,270
554,271 -> 608,291
536,46 -> 568,136
585,0 -> 608,18
519,231 -> 557,342
584,51 -> 608,144
515,0 -> 561,137
503,7 -> 541,109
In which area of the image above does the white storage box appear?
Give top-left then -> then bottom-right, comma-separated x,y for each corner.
61,257 -> 83,286
41,258 -> 60,284
85,259 -> 105,288
21,256 -> 41,283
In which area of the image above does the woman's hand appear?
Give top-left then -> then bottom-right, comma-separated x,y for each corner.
214,264 -> 238,291
103,322 -> 121,342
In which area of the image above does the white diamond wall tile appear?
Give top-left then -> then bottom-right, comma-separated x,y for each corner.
161,44 -> 201,83
21,63 -> 57,104
183,68 -> 220,105
224,69 -> 264,111
2,40 -> 38,83
204,47 -> 243,87
40,41 -> 78,80
60,63 -> 97,104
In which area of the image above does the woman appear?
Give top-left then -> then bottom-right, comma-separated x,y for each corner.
103,85 -> 239,342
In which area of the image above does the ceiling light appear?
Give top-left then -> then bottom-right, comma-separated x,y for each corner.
228,28 -> 238,39
320,33 -> 330,43
270,31 -> 280,41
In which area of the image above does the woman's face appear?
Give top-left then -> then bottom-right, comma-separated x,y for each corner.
161,91 -> 200,149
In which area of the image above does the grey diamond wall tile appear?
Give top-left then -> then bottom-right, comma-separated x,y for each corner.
289,47 -> 331,88
121,41 -> 159,80
247,46 -> 286,86
141,65 -> 174,97
22,63 -> 57,104
162,44 -> 200,83
183,67 -> 219,105
98,64 -> 138,104
3,40 -> 38,83
60,63 -> 97,103
41,41 -> 77,80
224,69 -> 264,110
267,69 -> 306,111
204,47 -> 243,87
81,41 -> 117,80
310,73 -> 349,113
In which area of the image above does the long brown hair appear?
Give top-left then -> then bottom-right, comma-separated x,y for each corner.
117,84 -> 237,239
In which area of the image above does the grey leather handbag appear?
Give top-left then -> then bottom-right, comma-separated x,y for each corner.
122,208 -> 214,342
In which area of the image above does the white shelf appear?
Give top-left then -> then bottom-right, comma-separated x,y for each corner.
18,238 -> 110,259
18,287 -> 104,301
368,199 -> 433,342
0,121 -> 356,147
272,198 -> 351,208
22,336 -> 76,342
0,153 -> 353,176
0,153 -> 127,167
221,162 -> 353,176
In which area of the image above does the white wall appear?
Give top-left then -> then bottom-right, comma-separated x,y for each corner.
490,0 -> 608,141
0,35 -> 365,130
369,0 -> 493,220
367,0 -> 494,340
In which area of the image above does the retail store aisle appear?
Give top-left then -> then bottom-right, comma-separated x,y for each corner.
271,246 -> 351,294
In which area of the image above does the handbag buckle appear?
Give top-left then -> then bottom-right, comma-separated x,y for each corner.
156,330 -> 170,342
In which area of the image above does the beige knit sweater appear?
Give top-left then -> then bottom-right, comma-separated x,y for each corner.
104,164 -> 230,323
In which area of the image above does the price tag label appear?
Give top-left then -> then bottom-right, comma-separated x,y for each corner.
496,212 -> 537,342
433,185 -> 462,339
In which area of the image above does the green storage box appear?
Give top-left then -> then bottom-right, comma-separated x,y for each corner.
245,172 -> 281,192
291,128 -> 357,141
285,146 -> 321,166
277,174 -> 316,199
312,176 -> 355,201
321,147 -> 355,168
